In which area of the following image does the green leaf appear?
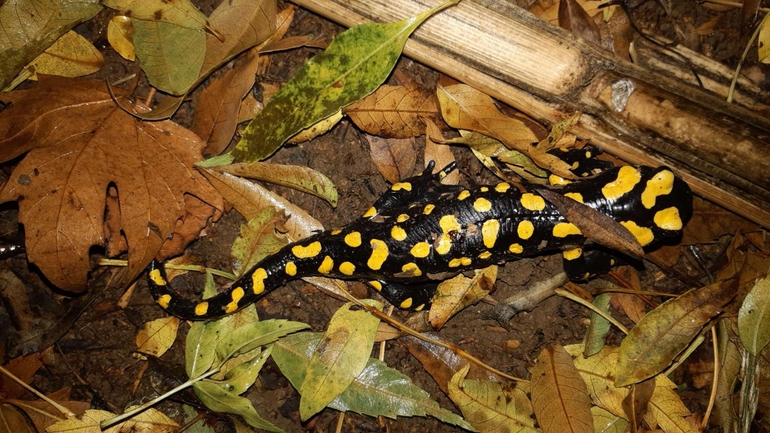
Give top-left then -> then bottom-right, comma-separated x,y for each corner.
186,320 -> 222,378
272,332 -> 474,430
299,300 -> 382,420
615,278 -> 736,387
132,19 -> 205,95
230,0 -> 459,162
0,0 -> 102,90
215,319 -> 309,363
584,292 -> 612,357
230,207 -> 288,276
220,345 -> 272,395
193,379 -> 284,433
738,274 -> 770,356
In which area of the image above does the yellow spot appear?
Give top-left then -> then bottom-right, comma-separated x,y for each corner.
517,220 -> 534,240
435,234 -> 452,255
482,219 -> 500,248
369,281 -> 382,291
410,242 -> 431,258
158,294 -> 171,308
339,261 -> 356,276
391,225 -> 407,241
449,257 -> 472,268
402,262 -> 422,276
331,228 -> 342,235
149,269 -> 167,286
509,243 -> 523,254
345,231 -> 362,247
564,192 -> 583,203
423,204 -> 435,215
318,256 -> 334,274
362,207 -> 376,218
397,214 -> 410,223
553,222 -> 582,238
621,221 -> 654,246
473,197 -> 492,212
252,268 -> 268,294
457,190 -> 471,200
285,261 -> 297,276
571,161 -> 580,170
400,298 -> 413,309
549,174 -> 571,185
562,248 -> 583,261
654,207 -> 683,231
478,251 -> 492,260
495,182 -> 510,193
641,170 -> 675,209
439,214 -> 462,233
292,241 -> 322,258
367,239 -> 389,270
585,151 -> 592,159
392,182 -> 412,191
195,302 -> 209,316
602,166 -> 641,200
225,287 -> 245,313
480,186 -> 489,192
520,193 -> 545,211
415,304 -> 425,311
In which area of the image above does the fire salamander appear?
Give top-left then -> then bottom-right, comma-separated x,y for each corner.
148,162 -> 692,320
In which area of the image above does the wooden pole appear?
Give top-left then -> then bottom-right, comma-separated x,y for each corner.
292,0 -> 770,228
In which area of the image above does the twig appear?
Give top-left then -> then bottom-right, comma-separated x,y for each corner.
728,11 -> 770,103
0,365 -> 76,418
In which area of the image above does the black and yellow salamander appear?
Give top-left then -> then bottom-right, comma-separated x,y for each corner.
148,162 -> 692,320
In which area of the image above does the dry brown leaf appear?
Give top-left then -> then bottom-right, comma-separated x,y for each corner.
157,194 -> 221,260
530,344 -> 593,433
365,135 -> 417,184
193,49 -> 261,156
559,0 -> 601,45
0,76 -> 222,291
345,85 -> 442,138
424,119 -> 459,185
0,352 -> 43,399
429,266 -> 496,329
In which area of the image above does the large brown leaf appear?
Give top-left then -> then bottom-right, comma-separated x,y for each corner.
0,75 -> 221,292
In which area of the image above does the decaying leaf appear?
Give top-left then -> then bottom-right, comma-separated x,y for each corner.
0,76 -> 222,291
135,316 -> 180,357
448,364 -> 537,433
366,135 -> 418,184
424,119 -> 459,184
230,207 -> 289,276
615,278 -> 737,387
530,344 -> 593,433
28,30 -> 104,79
429,266 -> 497,329
345,85 -> 442,138
558,0 -> 601,45
107,15 -> 135,61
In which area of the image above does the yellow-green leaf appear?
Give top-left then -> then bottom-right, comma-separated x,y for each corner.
215,319 -> 309,362
216,162 -> 338,207
530,344 -> 593,433
193,381 -> 284,432
759,15 -> 770,63
448,363 -> 537,433
135,316 -> 180,357
0,0 -> 101,90
230,207 -> 289,276
29,30 -> 104,78
230,0 -> 459,162
738,274 -> 770,356
132,19 -> 205,95
103,0 -> 210,31
272,332 -> 473,429
615,278 -> 736,387
299,300 -> 382,420
592,407 -> 627,433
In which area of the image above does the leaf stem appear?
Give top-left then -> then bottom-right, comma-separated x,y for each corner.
0,365 -> 75,418
727,10 -> 770,103
555,288 -> 630,335
99,367 -> 220,430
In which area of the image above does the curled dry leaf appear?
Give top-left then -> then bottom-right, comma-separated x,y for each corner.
344,85 -> 442,138
0,76 -> 222,291
424,119 -> 459,185
429,266 -> 496,329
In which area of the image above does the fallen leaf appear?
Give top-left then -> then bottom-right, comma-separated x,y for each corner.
231,0 -> 459,162
366,135 -> 417,184
530,344 -> 593,433
424,119 -> 459,185
448,364 -> 537,433
0,0 -> 102,89
103,0 -> 211,31
345,85 -> 442,138
0,76 -> 222,291
107,15 -> 135,61
429,266 -> 496,329
558,0 -> 601,45
230,207 -> 289,276
192,49 -> 260,156
135,317 -> 180,357
157,194 -> 221,260
28,31 -> 104,79
738,274 -> 770,356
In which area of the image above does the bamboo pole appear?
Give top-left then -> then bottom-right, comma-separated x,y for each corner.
292,0 -> 770,228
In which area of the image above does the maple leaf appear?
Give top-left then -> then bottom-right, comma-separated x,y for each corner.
0,76 -> 222,292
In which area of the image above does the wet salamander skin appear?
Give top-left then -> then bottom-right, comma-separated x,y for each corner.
148,163 -> 692,320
